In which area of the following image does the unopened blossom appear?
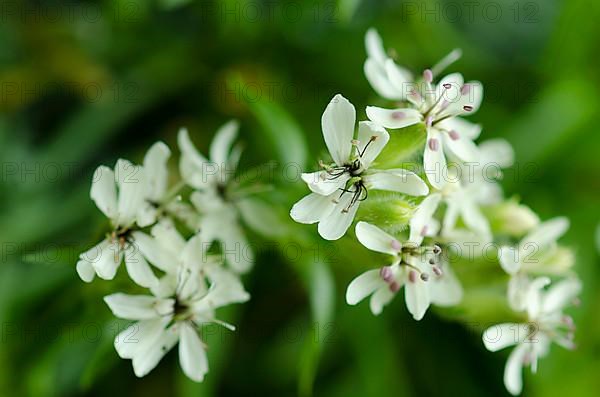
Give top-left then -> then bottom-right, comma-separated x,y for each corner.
291,94 -> 429,240
104,230 -> 249,382
76,159 -> 161,288
345,219 -> 462,319
498,217 -> 572,311
483,277 -> 581,395
178,121 -> 270,273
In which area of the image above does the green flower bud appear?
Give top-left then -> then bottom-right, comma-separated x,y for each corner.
487,198 -> 540,237
356,191 -> 416,235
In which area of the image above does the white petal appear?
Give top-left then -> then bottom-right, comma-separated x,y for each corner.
460,199 -> 491,237
302,171 -> 349,195
404,276 -> 430,320
365,169 -> 429,196
115,159 -> 147,225
104,293 -> 173,320
479,139 -> 514,168
482,323 -> 522,352
143,141 -> 171,202
209,120 -> 239,168
364,59 -> 402,101
290,193 -> 336,224
542,277 -> 581,314
317,192 -> 359,240
522,217 -> 569,251
434,73 -> 464,109
365,28 -> 387,64
355,221 -> 400,255
436,117 -> 482,141
440,80 -> 483,118
178,127 -> 213,188
499,246 -> 521,275
193,268 -> 250,312
423,129 -> 447,189
356,121 -> 390,169
369,286 -> 395,315
504,343 -> 528,395
526,277 -> 551,319
409,193 -> 442,246
136,202 -> 158,228
76,258 -> 95,283
179,323 -> 209,382
92,240 -> 121,280
507,274 -> 530,312
131,231 -> 177,274
429,263 -> 463,306
442,130 -> 479,162
346,269 -> 384,305
132,325 -> 179,378
220,223 -> 253,274
365,106 -> 421,129
90,166 -> 118,220
115,319 -> 163,359
125,244 -> 159,288
321,94 -> 355,166
385,59 -> 413,95
152,218 -> 187,253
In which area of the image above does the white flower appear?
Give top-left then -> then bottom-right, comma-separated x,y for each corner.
345,220 -> 462,319
483,277 -> 581,395
364,28 -> 461,102
366,57 -> 483,189
364,28 -> 414,101
178,121 -> 263,273
76,160 -> 161,288
498,217 -> 571,311
291,94 -> 429,240
429,138 -> 515,241
104,232 -> 249,382
137,142 -> 172,227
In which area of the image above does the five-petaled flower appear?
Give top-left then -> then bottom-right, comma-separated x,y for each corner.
291,94 -> 429,240
483,277 -> 581,395
104,222 -> 249,382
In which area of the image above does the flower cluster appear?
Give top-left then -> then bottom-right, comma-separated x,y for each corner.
75,122 -> 266,381
290,28 -> 581,395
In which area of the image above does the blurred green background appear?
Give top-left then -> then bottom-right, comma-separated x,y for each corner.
1,0 -> 599,396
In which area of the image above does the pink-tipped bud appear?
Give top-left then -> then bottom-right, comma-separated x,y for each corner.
461,84 -> 471,95
463,105 -> 474,112
420,272 -> 429,282
428,138 -> 439,152
380,266 -> 393,282
408,270 -> 417,283
423,69 -> 433,83
392,111 -> 405,120
391,239 -> 402,251
420,225 -> 428,236
389,281 -> 400,293
448,130 -> 460,141
432,265 -> 443,276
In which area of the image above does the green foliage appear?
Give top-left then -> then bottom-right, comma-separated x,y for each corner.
1,0 -> 599,396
